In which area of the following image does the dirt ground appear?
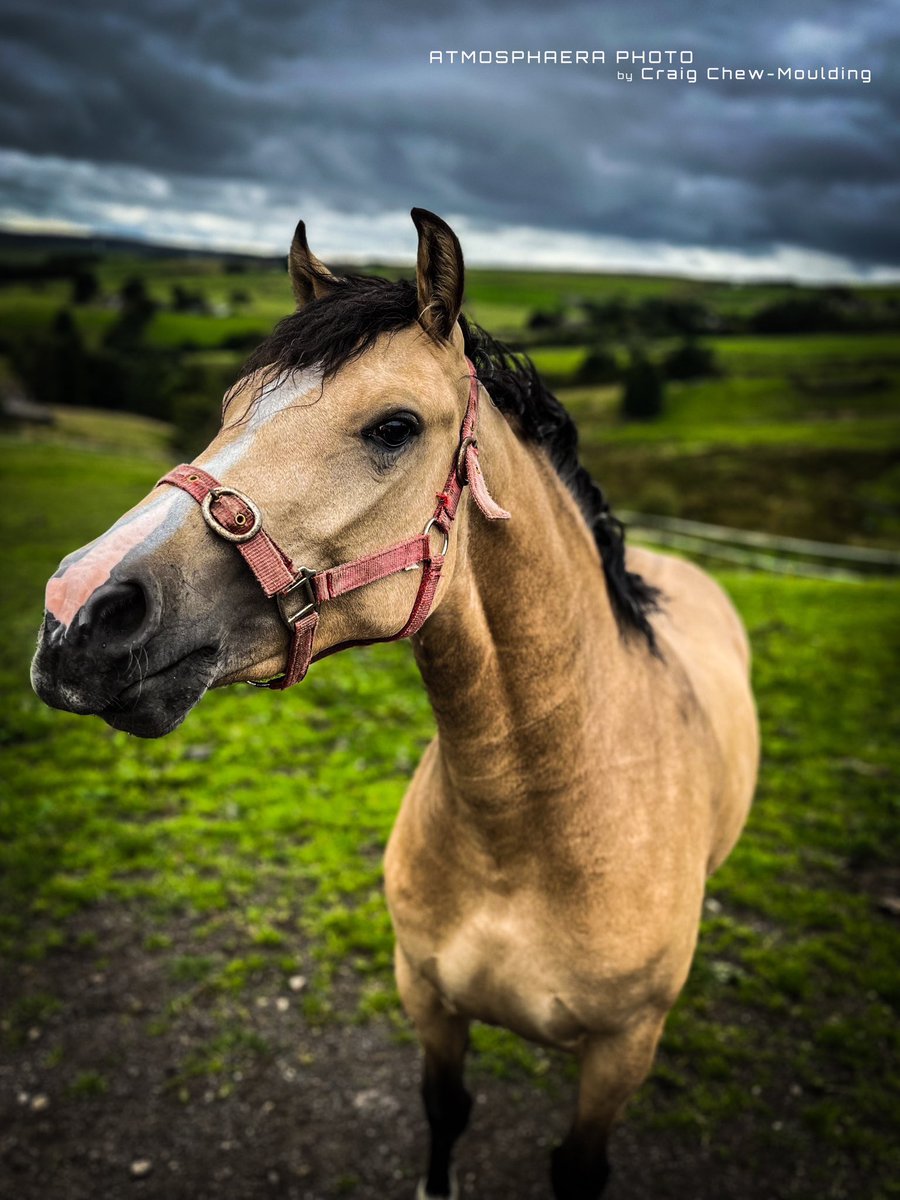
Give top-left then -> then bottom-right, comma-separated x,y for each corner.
0,909 -> 860,1200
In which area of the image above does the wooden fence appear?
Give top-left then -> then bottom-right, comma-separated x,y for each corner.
619,512 -> 900,581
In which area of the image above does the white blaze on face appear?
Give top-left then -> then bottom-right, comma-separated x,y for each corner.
44,368 -> 323,629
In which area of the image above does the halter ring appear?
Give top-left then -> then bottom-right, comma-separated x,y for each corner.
423,516 -> 450,557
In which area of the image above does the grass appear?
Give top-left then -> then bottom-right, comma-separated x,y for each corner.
67,1069 -> 108,1098
539,331 -> 900,431
651,578 -> 899,1162
535,330 -> 900,545
13,406 -> 173,459
0,414 -> 898,1188
6,258 -> 900,350
0,439 -> 430,995
1,239 -> 898,1189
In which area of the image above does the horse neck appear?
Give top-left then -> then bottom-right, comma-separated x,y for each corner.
412,403 -> 630,850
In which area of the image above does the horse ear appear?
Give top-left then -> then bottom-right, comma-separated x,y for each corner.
288,220 -> 337,308
411,208 -> 464,341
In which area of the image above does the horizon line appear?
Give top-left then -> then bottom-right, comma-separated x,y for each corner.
2,219 -> 899,289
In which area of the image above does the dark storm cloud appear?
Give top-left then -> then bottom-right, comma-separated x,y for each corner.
0,0 -> 897,271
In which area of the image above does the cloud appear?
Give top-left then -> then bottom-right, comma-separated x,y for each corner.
0,0 -> 897,276
2,148 -> 896,283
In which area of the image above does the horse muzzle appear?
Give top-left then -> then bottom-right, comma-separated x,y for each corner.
31,576 -> 219,738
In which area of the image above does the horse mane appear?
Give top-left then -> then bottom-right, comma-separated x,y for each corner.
458,316 -> 661,651
238,273 -> 660,651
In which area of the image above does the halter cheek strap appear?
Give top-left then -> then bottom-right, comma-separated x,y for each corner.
157,357 -> 509,689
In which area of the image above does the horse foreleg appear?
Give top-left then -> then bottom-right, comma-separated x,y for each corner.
395,947 -> 472,1200
551,1013 -> 667,1200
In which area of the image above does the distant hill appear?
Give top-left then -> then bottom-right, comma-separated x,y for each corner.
0,228 -> 285,271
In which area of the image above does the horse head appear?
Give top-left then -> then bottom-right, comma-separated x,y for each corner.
31,209 -> 507,736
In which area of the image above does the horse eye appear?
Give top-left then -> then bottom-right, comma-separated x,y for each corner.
366,414 -> 419,451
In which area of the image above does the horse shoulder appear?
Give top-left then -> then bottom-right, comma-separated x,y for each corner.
626,544 -> 759,871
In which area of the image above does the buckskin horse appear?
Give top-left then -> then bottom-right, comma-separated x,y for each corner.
32,209 -> 758,1200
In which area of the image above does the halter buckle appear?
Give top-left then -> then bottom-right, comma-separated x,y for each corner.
201,487 -> 262,543
277,567 -> 319,625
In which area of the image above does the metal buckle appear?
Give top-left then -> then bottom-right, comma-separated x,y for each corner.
276,567 -> 319,625
201,487 -> 262,543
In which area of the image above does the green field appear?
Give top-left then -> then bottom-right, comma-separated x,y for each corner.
1,243 -> 899,1196
0,414 -> 898,1195
3,245 -> 898,550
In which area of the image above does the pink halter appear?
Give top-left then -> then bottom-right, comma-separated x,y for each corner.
157,357 -> 509,688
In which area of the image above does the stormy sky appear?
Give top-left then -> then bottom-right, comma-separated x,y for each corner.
0,0 -> 897,279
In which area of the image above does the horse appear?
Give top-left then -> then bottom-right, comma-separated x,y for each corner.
32,208 -> 759,1200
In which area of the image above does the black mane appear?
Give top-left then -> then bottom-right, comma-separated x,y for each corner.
239,273 -> 660,650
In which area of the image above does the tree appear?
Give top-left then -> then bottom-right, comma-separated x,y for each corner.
10,309 -> 90,408
575,346 -> 619,385
70,269 -> 100,305
663,338 -> 720,381
170,284 -> 210,314
120,275 -> 152,308
171,283 -> 192,312
527,308 -> 564,333
750,295 -> 846,334
621,350 -> 664,421
105,275 -> 157,350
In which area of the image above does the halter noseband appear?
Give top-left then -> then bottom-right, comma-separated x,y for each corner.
157,357 -> 509,689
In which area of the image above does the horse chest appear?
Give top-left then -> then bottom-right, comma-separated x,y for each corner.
421,904 -> 589,1049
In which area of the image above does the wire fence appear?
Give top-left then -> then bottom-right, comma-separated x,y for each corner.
619,511 -> 900,582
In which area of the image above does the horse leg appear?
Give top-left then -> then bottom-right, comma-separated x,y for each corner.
395,947 -> 472,1200
551,1014 -> 667,1200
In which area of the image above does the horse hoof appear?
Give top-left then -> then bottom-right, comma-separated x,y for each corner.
416,1170 -> 459,1200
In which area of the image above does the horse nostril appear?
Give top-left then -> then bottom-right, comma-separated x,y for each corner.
81,580 -> 149,646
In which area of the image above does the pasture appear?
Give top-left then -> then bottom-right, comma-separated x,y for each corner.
3,243 -> 898,548
0,247 -> 898,1198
